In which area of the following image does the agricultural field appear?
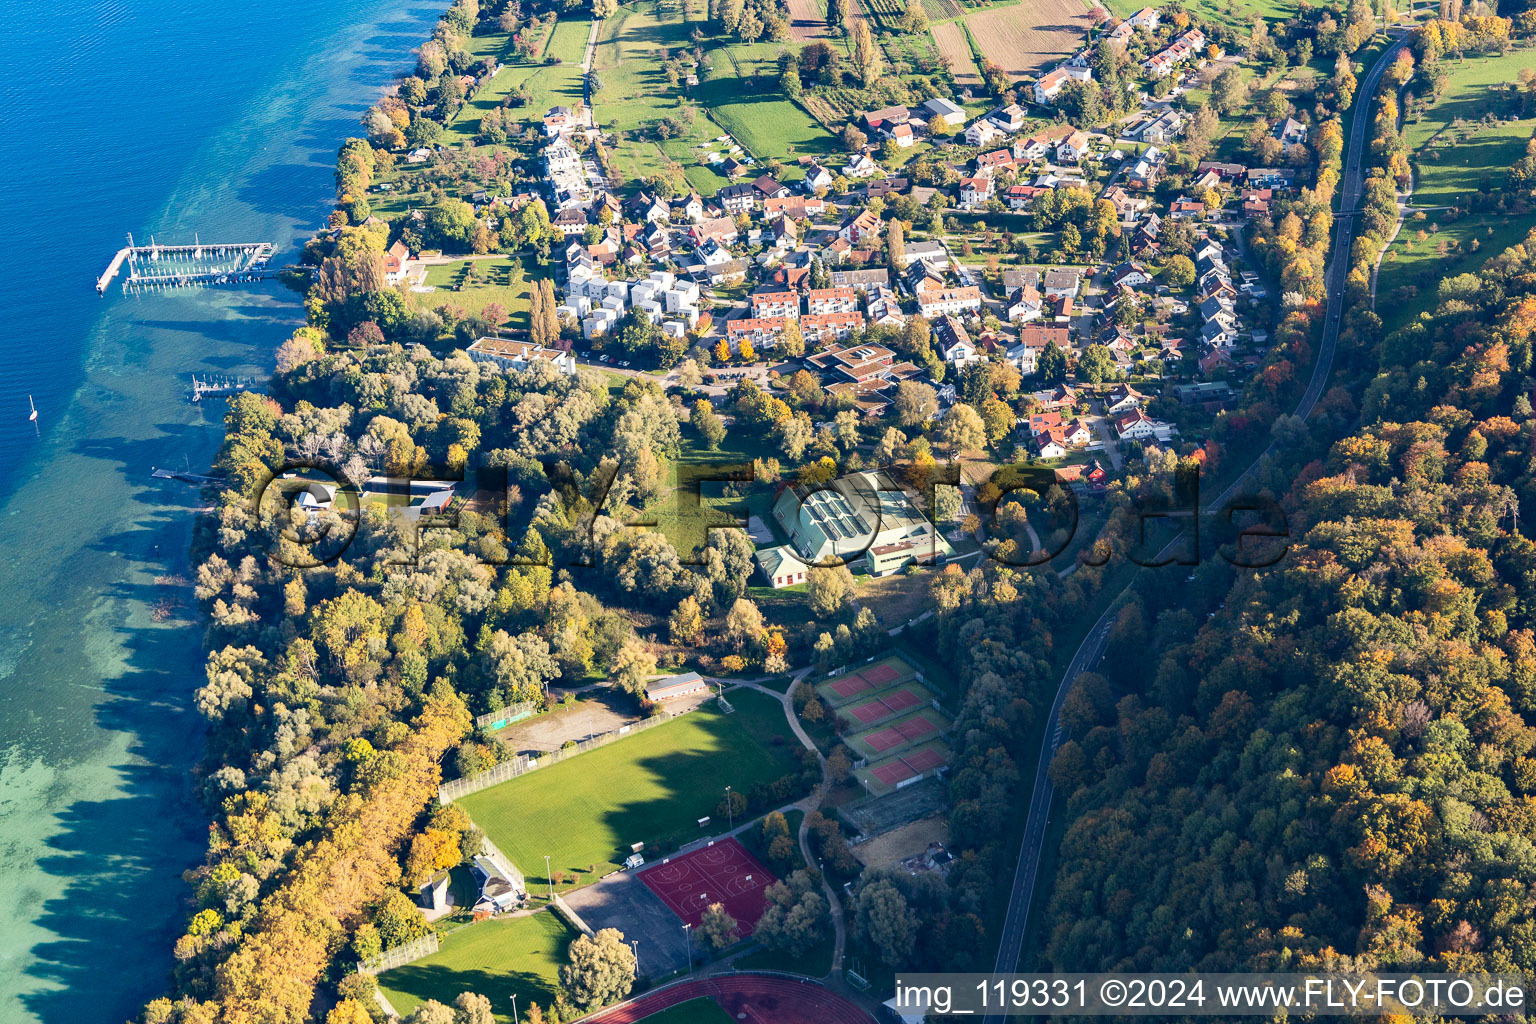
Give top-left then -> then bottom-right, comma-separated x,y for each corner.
447,17 -> 591,147
931,20 -> 981,88
456,691 -> 805,884
410,255 -> 539,329
964,0 -> 1097,80
378,911 -> 574,1024
1378,48 -> 1536,330
591,4 -> 835,188
786,0 -> 833,42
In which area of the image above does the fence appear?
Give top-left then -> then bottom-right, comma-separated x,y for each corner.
358,932 -> 439,975
474,700 -> 536,732
440,705 -> 698,804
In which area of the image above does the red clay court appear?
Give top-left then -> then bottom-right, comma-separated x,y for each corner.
584,973 -> 877,1024
864,714 -> 939,752
844,685 -> 924,725
827,671 -> 875,699
862,661 -> 902,687
638,838 -> 776,937
871,746 -> 948,786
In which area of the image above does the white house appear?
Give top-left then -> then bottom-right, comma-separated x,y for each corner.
965,119 -> 1005,148
466,338 -> 577,376
1033,65 -> 1092,106
1056,130 -> 1091,164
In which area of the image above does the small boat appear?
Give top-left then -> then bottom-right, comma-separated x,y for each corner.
27,395 -> 37,422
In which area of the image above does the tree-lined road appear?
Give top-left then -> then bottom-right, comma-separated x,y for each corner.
981,34 -> 1410,1014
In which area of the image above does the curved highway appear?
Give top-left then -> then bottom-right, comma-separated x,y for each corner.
982,34 -> 1410,1012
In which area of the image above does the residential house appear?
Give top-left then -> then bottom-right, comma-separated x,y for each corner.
987,103 -> 1028,132
1273,116 -> 1308,155
1169,195 -> 1204,219
1143,29 -> 1206,78
889,122 -> 915,147
717,182 -> 757,214
807,286 -> 859,314
918,286 -> 983,318
866,285 -> 904,325
1128,6 -> 1161,30
627,191 -> 670,224
1056,130 -> 1091,164
831,268 -> 890,291
933,314 -> 977,366
1006,183 -> 1050,209
965,119 -> 1005,148
860,105 -> 911,133
1138,107 -> 1183,144
727,316 -> 788,350
1042,267 -> 1082,298
1006,285 -> 1044,322
764,195 -> 826,221
552,206 -> 589,237
844,152 -> 878,178
466,338 -> 577,375
1013,124 -> 1075,160
542,104 -> 582,136
838,208 -> 882,245
702,257 -> 750,285
801,311 -> 864,343
690,216 -> 739,247
751,290 -> 800,320
672,192 -> 705,222
1102,185 -> 1146,219
976,149 -> 1019,175
1127,146 -> 1163,189
1033,65 -> 1093,106
901,240 -> 950,268
383,240 -> 412,285
1110,261 -> 1151,289
752,174 -> 790,201
1114,409 -> 1175,441
959,175 -> 994,208
1104,383 -> 1149,414
802,162 -> 834,192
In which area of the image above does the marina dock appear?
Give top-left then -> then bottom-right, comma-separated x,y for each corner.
97,234 -> 276,294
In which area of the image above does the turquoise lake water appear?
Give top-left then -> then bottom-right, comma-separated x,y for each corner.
0,1 -> 441,1019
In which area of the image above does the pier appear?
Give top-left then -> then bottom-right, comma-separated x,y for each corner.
97,234 -> 276,294
188,374 -> 259,403
151,467 -> 226,486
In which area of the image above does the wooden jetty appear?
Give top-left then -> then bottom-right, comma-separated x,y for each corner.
97,233 -> 276,294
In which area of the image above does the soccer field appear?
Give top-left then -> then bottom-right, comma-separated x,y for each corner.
378,911 -> 573,1024
638,998 -> 735,1023
458,690 -> 804,883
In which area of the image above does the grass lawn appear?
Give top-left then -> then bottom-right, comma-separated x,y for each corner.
378,911 -> 573,1024
634,998 -> 735,1023
413,255 -> 539,329
457,691 -> 804,883
594,1 -> 724,190
1105,0 -> 1297,29
1378,47 -> 1536,330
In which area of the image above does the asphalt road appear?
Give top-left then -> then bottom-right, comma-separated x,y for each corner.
981,34 -> 1410,1011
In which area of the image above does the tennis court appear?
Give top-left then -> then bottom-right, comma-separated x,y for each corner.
816,655 -> 916,708
838,684 -> 931,729
854,739 -> 951,796
847,708 -> 950,761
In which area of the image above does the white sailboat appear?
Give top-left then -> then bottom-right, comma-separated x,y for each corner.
28,395 -> 37,422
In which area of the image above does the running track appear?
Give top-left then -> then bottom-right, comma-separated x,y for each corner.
981,34 -> 1412,1024
583,973 -> 877,1024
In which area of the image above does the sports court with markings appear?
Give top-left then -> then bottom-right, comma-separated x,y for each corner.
815,655 -> 913,707
638,838 -> 776,937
